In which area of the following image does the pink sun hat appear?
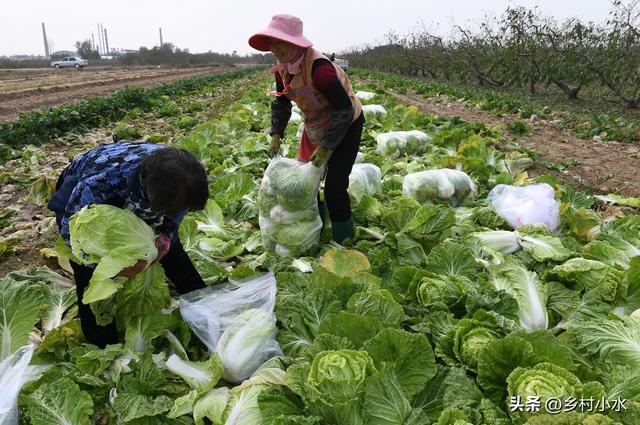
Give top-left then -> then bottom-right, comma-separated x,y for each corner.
249,14 -> 313,51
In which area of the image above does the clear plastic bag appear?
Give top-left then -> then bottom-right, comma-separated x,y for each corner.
178,273 -> 282,383
376,130 -> 430,157
258,156 -> 323,257
488,183 -> 560,231
403,169 -> 477,204
269,204 -> 318,225
291,102 -> 303,116
362,104 -> 387,117
259,213 -> 322,257
354,152 -> 364,164
348,163 -> 382,202
289,111 -> 303,123
262,156 -> 321,210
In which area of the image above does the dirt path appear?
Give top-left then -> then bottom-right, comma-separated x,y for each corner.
0,66 -> 238,121
388,90 -> 640,197
0,66 -> 178,94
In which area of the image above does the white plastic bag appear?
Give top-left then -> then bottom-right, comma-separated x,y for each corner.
0,346 -> 50,425
362,104 -> 387,117
258,156 -> 323,257
376,130 -> 430,157
354,152 -> 364,164
348,163 -> 382,202
403,169 -> 477,204
356,91 -> 376,100
291,102 -> 303,116
178,273 -> 282,383
289,111 -> 302,124
488,184 -> 560,231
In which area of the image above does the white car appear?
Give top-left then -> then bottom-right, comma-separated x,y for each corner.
51,56 -> 88,68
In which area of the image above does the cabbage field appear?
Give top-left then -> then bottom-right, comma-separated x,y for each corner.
0,68 -> 639,424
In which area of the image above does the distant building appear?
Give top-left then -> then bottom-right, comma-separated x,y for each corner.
8,54 -> 46,61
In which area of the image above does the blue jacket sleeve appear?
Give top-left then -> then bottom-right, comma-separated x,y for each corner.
157,211 -> 187,243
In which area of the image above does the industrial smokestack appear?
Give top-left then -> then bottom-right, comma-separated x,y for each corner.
97,24 -> 102,54
159,27 -> 163,47
104,27 -> 109,54
100,24 -> 105,55
42,23 -> 50,59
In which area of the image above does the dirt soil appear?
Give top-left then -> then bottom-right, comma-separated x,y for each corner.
0,65 -> 237,121
389,90 -> 640,197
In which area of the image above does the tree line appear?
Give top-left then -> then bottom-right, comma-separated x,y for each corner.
345,0 -> 640,108
0,42 -> 274,69
74,41 -> 274,66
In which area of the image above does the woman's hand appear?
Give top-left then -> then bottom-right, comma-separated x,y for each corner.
269,135 -> 281,156
155,233 -> 171,263
118,233 -> 170,278
119,260 -> 147,278
310,146 -> 330,168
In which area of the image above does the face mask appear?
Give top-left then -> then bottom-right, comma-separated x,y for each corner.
273,47 -> 306,74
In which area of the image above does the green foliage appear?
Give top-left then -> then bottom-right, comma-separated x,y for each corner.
3,67 -> 640,425
507,120 -> 532,135
0,68 -> 259,149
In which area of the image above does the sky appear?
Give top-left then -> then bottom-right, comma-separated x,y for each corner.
0,0 -> 614,57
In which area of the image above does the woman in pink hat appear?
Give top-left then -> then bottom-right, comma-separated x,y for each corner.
249,14 -> 364,244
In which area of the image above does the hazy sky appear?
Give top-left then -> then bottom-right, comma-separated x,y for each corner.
0,0 -> 613,56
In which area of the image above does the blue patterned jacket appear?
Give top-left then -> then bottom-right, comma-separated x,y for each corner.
51,142 -> 185,245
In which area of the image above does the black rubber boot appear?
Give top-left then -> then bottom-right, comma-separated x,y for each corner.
318,198 -> 329,228
331,217 -> 354,244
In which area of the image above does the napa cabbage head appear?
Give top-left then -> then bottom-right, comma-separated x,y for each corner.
257,190 -> 277,217
490,261 -> 548,331
507,362 -> 582,421
274,219 -> 322,247
269,205 -> 317,225
306,350 -> 377,405
69,204 -> 158,303
417,274 -> 469,309
455,323 -> 501,372
165,353 -> 224,393
449,311 -> 509,371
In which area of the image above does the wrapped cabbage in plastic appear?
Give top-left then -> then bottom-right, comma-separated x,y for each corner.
289,111 -> 302,124
348,163 -> 382,202
403,169 -> 477,204
291,102 -> 303,115
258,155 -> 323,257
178,273 -> 282,383
216,309 -> 278,383
265,157 -> 320,210
362,104 -> 387,117
356,91 -> 376,100
376,130 -> 430,157
488,184 -> 560,231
